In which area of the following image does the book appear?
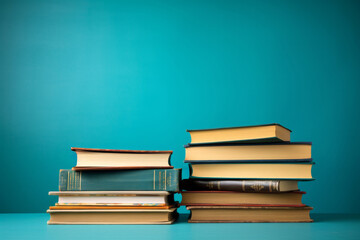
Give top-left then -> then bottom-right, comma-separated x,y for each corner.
187,206 -> 313,223
71,147 -> 173,170
59,169 -> 181,192
47,208 -> 178,224
187,123 -> 291,144
185,142 -> 312,162
49,191 -> 173,206
180,179 -> 299,192
49,205 -> 177,210
190,163 -> 313,179
181,191 -> 305,206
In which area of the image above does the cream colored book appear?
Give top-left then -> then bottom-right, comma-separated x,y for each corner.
190,163 -> 313,179
71,147 -> 173,169
185,142 -> 312,162
187,124 -> 291,144
49,191 -> 172,206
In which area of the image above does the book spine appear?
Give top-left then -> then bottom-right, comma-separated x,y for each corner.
181,179 -> 281,192
59,169 -> 180,192
59,169 -> 81,191
159,169 -> 181,192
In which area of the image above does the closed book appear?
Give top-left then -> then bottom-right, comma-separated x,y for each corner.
185,142 -> 312,163
47,208 -> 178,225
71,147 -> 173,169
181,191 -> 305,206
59,169 -> 181,192
189,163 -> 314,180
49,191 -> 174,206
49,205 -> 177,210
187,123 -> 291,144
187,206 -> 313,223
181,179 -> 299,192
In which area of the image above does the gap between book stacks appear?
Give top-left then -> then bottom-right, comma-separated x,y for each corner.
47,123 -> 314,224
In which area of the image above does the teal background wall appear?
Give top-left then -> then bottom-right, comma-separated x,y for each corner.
0,0 -> 359,213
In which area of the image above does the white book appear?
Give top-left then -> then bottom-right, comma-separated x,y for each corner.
49,191 -> 172,206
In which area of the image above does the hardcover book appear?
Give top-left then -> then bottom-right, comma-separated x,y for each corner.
189,163 -> 313,179
47,208 -> 178,224
187,206 -> 313,223
181,191 -> 305,206
181,179 -> 299,192
185,142 -> 312,162
49,191 -> 174,206
71,147 -> 174,170
59,169 -> 181,192
187,123 -> 291,144
49,205 -> 177,210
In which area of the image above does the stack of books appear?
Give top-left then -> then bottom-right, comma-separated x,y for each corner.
47,147 -> 181,224
181,124 -> 314,223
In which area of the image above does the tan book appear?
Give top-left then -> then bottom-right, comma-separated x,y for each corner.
190,163 -> 313,179
187,124 -> 291,144
185,142 -> 312,162
47,208 -> 178,225
71,147 -> 173,169
187,206 -> 313,223
181,191 -> 305,206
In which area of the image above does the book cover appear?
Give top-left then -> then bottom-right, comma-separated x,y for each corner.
186,123 -> 291,144
188,162 -> 314,180
71,147 -> 173,154
184,142 -> 312,162
59,169 -> 181,192
186,123 -> 292,132
180,179 -> 299,192
185,141 -> 311,147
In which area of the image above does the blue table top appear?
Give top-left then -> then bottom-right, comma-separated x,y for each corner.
1,213 -> 359,240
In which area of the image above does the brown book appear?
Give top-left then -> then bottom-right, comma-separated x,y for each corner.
187,206 -> 313,223
181,191 -> 305,206
187,123 -> 291,144
181,179 -> 299,192
47,208 -> 178,225
71,147 -> 173,170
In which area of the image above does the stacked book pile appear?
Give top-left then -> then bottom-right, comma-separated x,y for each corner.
47,148 -> 181,224
181,124 -> 314,223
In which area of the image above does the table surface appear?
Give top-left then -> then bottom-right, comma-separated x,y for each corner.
1,213 -> 359,240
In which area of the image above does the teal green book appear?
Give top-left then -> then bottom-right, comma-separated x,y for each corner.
59,169 -> 181,192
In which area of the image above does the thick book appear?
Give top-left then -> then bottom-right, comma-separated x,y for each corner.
71,147 -> 173,170
59,169 -> 181,192
181,191 -> 305,206
47,208 -> 178,224
187,123 -> 291,144
189,163 -> 313,180
181,179 -> 299,192
185,142 -> 312,163
49,191 -> 174,206
187,206 -> 313,223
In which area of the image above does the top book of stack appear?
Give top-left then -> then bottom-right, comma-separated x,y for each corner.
71,147 -> 174,171
187,123 -> 291,145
